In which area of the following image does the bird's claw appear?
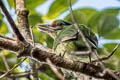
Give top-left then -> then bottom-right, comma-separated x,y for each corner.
58,53 -> 65,58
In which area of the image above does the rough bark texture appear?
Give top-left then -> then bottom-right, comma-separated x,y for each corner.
15,0 -> 38,80
16,0 -> 31,39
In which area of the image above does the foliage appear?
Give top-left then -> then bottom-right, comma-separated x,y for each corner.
0,0 -> 120,80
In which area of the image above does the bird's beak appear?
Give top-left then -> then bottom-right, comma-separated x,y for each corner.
36,24 -> 62,32
36,24 -> 55,32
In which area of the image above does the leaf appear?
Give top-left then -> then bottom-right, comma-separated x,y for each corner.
103,43 -> 120,70
46,0 -> 76,19
26,0 -> 46,10
88,8 -> 119,34
33,27 -> 47,44
0,12 -> 3,27
0,51 -> 17,70
29,12 -> 43,26
38,72 -> 51,80
98,14 -> 119,38
0,22 -> 8,34
39,64 -> 59,79
65,8 -> 98,27
65,10 -> 87,25
8,0 -> 46,9
104,43 -> 120,58
7,0 -> 15,8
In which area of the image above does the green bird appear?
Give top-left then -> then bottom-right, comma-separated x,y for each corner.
36,19 -> 98,62
36,19 -> 98,79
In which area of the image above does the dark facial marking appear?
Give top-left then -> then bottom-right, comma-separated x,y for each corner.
57,22 -> 64,26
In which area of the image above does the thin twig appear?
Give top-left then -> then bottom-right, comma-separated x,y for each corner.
46,58 -> 65,80
30,26 -> 35,46
1,51 -> 10,71
0,34 -> 15,41
68,0 -> 92,55
93,50 -> 120,80
92,44 -> 120,62
0,0 -> 26,43
0,57 -> 27,79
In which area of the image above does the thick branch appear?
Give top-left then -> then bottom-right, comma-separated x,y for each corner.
0,37 -> 20,52
0,0 -> 26,43
0,36 -> 119,79
15,0 -> 31,40
15,0 -> 38,80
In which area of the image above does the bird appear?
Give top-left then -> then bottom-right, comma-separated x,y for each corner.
36,19 -> 98,79
36,19 -> 98,61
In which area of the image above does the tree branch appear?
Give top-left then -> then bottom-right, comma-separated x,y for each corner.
0,37 -> 20,52
0,36 -> 119,79
0,0 -> 26,43
15,0 -> 38,80
15,0 -> 31,40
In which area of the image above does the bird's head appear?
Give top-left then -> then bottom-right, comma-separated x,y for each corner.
36,19 -> 71,38
51,19 -> 71,29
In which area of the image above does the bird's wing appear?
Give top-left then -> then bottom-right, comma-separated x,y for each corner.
53,25 -> 77,50
79,24 -> 98,48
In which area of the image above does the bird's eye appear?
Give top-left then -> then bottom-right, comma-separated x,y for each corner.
57,22 -> 63,26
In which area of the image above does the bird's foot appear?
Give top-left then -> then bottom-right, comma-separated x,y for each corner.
58,50 -> 67,58
58,53 -> 65,58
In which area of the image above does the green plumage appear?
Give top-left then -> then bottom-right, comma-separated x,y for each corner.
36,20 -> 98,78
36,19 -> 98,61
53,24 -> 98,61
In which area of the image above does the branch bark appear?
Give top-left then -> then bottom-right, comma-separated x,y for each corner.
0,37 -> 119,79
0,0 -> 26,43
15,0 -> 38,80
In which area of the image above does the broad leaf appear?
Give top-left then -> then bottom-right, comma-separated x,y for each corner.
65,8 -> 98,32
26,0 -> 46,12
7,0 -> 15,8
0,50 -> 17,70
0,12 -> 3,27
29,12 -> 43,26
103,43 -> 120,70
8,0 -> 46,9
98,14 -> 119,38
88,8 -> 119,35
0,22 -> 8,34
104,43 -> 120,58
46,0 -> 76,19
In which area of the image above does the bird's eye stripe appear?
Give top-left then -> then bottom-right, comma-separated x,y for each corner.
57,22 -> 64,26
51,24 -> 56,27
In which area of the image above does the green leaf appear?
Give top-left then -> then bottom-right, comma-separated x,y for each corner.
8,0 -> 46,11
98,14 -> 119,38
104,43 -> 120,58
46,0 -> 76,19
88,8 -> 119,34
103,43 -> 120,70
0,12 -> 3,27
105,29 -> 120,39
29,12 -> 43,26
0,50 -> 17,70
38,72 -> 51,80
39,64 -> 59,79
65,8 -> 98,32
33,27 -> 47,44
26,0 -> 46,10
33,27 -> 54,48
7,0 -> 15,8
65,8 -> 98,24
0,22 -> 8,34
65,10 -> 87,25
